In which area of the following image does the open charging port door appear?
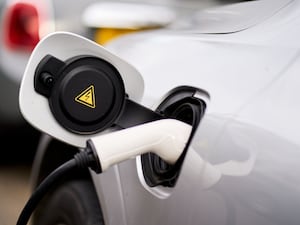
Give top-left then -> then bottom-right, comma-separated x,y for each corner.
141,86 -> 208,187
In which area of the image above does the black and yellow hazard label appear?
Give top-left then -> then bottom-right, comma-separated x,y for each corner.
75,85 -> 96,108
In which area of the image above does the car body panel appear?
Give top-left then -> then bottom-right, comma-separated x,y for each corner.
28,1 -> 300,225
81,2 -> 177,29
89,1 -> 300,225
169,0 -> 293,34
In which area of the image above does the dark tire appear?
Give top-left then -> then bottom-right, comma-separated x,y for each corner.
33,179 -> 104,225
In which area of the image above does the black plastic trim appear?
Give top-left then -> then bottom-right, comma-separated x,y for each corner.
141,86 -> 207,187
34,54 -> 168,135
35,55 -> 126,134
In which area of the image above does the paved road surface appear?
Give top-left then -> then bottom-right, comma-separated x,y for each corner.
0,120 -> 40,225
0,165 -> 31,225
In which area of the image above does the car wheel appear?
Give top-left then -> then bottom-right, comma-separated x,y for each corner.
33,179 -> 104,225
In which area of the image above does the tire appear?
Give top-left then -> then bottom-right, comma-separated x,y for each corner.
33,179 -> 105,225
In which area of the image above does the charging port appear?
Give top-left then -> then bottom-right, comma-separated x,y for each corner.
141,86 -> 207,187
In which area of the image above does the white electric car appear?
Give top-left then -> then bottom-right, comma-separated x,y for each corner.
18,0 -> 300,225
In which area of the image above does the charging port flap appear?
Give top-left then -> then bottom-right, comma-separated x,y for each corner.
141,86 -> 208,187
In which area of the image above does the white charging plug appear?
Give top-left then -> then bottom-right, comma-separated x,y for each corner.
86,119 -> 192,172
16,119 -> 192,225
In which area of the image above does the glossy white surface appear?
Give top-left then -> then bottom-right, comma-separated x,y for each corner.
25,1 -> 300,225
91,119 -> 192,171
19,32 -> 144,147
90,1 -> 300,225
170,0 -> 293,33
0,0 -> 55,83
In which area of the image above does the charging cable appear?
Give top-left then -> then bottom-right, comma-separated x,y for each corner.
16,150 -> 95,225
16,119 -> 192,225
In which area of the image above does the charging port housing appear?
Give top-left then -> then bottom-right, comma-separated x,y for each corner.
141,86 -> 207,187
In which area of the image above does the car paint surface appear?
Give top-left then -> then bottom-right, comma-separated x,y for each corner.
26,0 -> 300,225
87,1 -> 300,224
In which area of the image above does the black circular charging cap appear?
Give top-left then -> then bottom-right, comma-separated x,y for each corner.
49,56 -> 125,134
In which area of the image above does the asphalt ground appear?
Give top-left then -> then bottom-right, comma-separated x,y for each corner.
0,122 -> 41,225
0,165 -> 31,225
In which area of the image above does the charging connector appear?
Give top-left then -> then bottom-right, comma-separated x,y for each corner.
87,119 -> 192,172
16,150 -> 96,225
17,119 -> 192,225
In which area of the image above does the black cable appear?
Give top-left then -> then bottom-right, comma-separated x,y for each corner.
16,150 -> 99,225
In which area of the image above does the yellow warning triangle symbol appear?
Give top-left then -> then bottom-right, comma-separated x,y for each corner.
75,85 -> 96,108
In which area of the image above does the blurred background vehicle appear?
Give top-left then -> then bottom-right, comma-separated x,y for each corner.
0,0 -> 93,117
81,0 -> 227,45
0,0 -> 100,163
